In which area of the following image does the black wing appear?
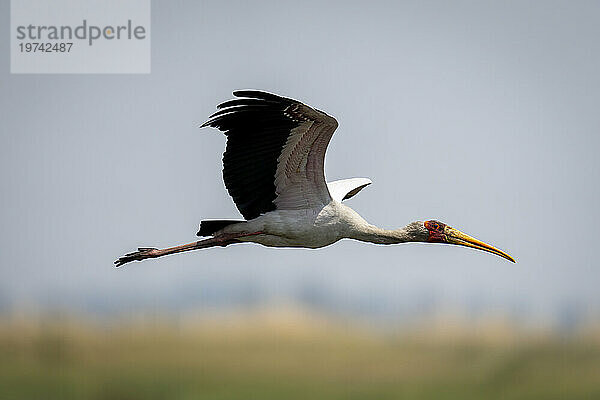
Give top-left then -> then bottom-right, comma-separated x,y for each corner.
201,90 -> 338,220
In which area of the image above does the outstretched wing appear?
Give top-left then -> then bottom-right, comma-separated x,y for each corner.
327,178 -> 372,202
201,90 -> 339,220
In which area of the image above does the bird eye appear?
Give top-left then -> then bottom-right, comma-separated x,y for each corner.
426,221 -> 445,232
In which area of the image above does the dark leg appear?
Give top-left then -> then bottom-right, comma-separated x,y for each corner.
114,232 -> 262,268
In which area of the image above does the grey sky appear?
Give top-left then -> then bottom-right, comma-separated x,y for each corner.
1,1 -> 599,319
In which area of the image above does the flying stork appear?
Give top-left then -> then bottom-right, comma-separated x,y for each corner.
115,90 -> 514,267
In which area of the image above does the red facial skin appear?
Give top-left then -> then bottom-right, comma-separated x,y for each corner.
424,220 -> 447,243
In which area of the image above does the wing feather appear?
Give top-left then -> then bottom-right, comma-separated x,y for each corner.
202,90 -> 339,220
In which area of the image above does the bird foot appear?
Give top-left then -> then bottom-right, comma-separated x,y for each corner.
114,247 -> 159,268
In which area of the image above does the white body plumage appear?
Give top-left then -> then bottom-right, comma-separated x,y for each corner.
224,201 -> 365,248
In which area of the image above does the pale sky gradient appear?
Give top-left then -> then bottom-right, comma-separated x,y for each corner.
1,1 -> 599,321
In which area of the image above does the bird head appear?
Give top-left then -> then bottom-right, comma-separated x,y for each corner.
423,220 -> 515,262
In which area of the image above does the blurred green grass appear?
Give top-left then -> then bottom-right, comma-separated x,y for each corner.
1,313 -> 599,400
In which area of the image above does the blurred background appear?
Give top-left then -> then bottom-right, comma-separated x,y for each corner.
1,1 -> 600,398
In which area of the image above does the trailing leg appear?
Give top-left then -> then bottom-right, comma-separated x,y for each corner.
114,232 -> 262,267
114,236 -> 233,267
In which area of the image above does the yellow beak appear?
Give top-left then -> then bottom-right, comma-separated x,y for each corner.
444,226 -> 515,263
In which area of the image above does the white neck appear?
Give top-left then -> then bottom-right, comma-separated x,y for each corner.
348,224 -> 417,245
